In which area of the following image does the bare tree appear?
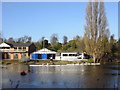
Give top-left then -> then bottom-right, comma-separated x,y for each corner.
50,34 -> 58,46
63,36 -> 68,45
7,37 -> 15,43
16,36 -> 32,43
0,32 -> 3,43
73,35 -> 81,41
84,0 -> 110,62
41,36 -> 45,48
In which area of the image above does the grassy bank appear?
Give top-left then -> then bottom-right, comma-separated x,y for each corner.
1,60 -> 20,65
1,59 -> 120,65
1,59 -> 94,65
99,58 -> 120,65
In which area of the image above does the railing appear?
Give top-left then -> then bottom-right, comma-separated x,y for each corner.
0,49 -> 27,52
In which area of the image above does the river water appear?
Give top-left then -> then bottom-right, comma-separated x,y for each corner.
1,64 -> 120,88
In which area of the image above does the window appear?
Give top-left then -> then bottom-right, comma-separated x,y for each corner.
69,54 -> 77,56
23,47 -> 26,50
69,54 -> 73,56
14,47 -> 17,49
14,53 -> 18,59
2,47 -> 10,49
22,53 -> 26,57
8,53 -> 10,59
74,54 -> 78,56
63,54 -> 68,56
18,47 -> 22,49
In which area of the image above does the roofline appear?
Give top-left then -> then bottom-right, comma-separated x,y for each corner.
60,52 -> 82,53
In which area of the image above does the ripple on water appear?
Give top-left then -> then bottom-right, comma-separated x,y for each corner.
2,64 -> 120,88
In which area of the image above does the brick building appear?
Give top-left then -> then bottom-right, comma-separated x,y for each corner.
0,42 -> 36,60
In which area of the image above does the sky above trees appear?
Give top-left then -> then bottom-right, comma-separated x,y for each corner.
2,2 -> 118,42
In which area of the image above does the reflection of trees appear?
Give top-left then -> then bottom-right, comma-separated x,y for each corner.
82,65 -> 118,88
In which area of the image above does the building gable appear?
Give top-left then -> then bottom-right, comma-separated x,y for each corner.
0,42 -> 11,47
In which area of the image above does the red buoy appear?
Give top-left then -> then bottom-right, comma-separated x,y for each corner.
20,71 -> 27,76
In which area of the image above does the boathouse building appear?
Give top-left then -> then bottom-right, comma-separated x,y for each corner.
0,42 -> 36,60
31,48 -> 57,60
31,48 -> 91,61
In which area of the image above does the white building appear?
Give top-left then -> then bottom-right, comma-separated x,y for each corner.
30,48 -> 91,61
55,52 -> 85,61
30,48 -> 57,60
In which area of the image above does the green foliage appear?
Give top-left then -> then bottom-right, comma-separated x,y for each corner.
34,39 -> 51,50
34,42 -> 42,50
50,43 -> 62,51
61,40 -> 78,51
80,59 -> 94,63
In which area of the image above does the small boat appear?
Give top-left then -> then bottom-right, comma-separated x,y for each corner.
20,71 -> 27,76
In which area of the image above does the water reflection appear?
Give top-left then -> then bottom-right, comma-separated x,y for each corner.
2,64 -> 120,88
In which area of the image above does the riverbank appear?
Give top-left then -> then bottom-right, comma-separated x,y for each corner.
1,59 -> 94,65
30,63 -> 100,67
1,59 -> 120,65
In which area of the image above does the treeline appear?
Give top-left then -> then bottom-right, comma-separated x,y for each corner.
0,36 -> 32,43
0,34 -> 120,62
0,34 -> 84,52
0,0 -> 119,63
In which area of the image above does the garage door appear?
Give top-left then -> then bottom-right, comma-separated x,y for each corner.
42,54 -> 47,59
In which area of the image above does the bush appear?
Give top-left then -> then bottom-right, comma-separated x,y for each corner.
80,59 -> 94,63
86,59 -> 94,63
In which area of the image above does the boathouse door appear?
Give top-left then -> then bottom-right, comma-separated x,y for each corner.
42,54 -> 47,59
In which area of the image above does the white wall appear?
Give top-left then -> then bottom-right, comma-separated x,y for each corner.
30,52 -> 87,61
55,52 -> 84,61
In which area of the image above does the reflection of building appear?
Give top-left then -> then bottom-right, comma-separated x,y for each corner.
10,64 -> 29,73
0,42 -> 36,60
